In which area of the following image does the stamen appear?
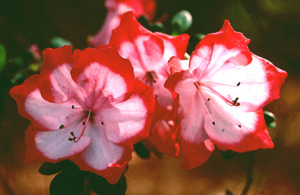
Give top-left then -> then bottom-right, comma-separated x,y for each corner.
59,124 -> 64,129
101,121 -> 104,125
201,81 -> 241,88
198,90 -> 214,123
141,71 -> 158,86
232,97 -> 240,106
61,113 -> 85,129
194,82 -> 200,89
74,110 -> 92,143
71,105 -> 83,110
238,125 -> 242,128
68,132 -> 75,141
208,98 -> 211,101
202,84 -> 240,107
212,121 -> 215,125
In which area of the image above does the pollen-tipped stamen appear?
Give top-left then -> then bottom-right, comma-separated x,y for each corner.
202,84 -> 240,106
59,112 -> 85,130
71,109 -> 92,143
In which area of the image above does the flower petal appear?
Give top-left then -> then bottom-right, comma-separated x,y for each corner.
165,70 -> 214,167
77,122 -> 132,173
38,46 -> 84,103
155,32 -> 190,60
168,57 -> 189,74
118,0 -> 156,20
101,80 -> 155,145
110,12 -> 161,72
89,0 -> 156,46
110,12 -> 189,77
180,138 -> 214,170
146,119 -> 180,158
10,74 -> 83,130
202,53 -> 287,112
71,46 -> 135,109
203,92 -> 274,152
189,20 -> 250,78
25,124 -> 90,162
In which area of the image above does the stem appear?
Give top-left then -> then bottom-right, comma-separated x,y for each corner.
241,152 -> 255,195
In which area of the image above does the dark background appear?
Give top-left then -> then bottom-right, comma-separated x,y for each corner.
1,0 -> 300,194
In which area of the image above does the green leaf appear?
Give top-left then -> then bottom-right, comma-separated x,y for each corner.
137,16 -> 165,33
50,170 -> 84,195
264,111 -> 277,129
39,162 -> 61,175
50,37 -> 73,48
171,10 -> 193,35
133,141 -> 150,159
83,171 -> 127,195
220,150 -> 237,159
39,160 -> 79,175
0,44 -> 6,72
194,33 -> 205,41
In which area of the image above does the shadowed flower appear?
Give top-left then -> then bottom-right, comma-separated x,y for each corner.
89,0 -> 156,47
165,20 -> 288,169
110,12 -> 190,157
10,45 -> 156,183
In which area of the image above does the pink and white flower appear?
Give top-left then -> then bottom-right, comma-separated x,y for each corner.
165,20 -> 288,169
110,12 -> 190,157
89,0 -> 156,47
10,45 -> 156,183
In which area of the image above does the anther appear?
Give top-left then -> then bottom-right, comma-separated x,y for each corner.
222,129 -> 225,132
68,138 -> 75,141
72,105 -> 75,109
68,132 -> 75,142
59,124 -> 64,129
212,121 -> 215,125
237,82 -> 241,86
101,121 -> 104,125
232,97 -> 240,106
82,121 -> 86,125
208,98 -> 211,101
238,125 -> 241,128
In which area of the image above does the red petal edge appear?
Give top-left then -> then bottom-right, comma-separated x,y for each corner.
39,45 -> 73,102
74,145 -> 133,184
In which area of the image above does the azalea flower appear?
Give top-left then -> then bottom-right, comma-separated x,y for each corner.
10,45 -> 156,183
89,0 -> 156,47
165,20 -> 288,169
110,12 -> 190,157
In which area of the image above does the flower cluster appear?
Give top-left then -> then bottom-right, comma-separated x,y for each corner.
10,0 -> 287,189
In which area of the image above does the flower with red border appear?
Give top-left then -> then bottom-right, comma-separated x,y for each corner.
165,20 -> 288,169
110,12 -> 190,157
10,45 -> 156,183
